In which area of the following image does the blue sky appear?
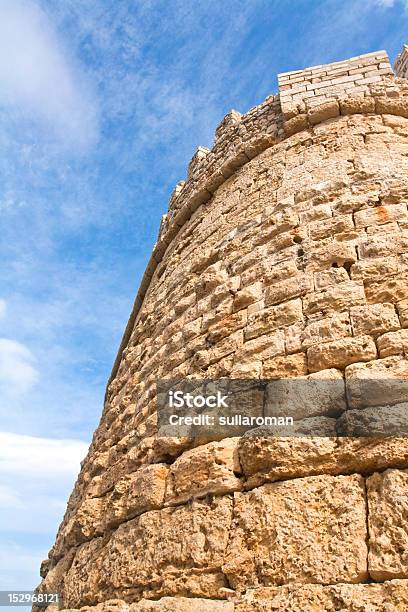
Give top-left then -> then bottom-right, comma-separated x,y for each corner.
0,0 -> 407,600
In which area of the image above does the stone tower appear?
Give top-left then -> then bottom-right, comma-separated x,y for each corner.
37,49 -> 408,610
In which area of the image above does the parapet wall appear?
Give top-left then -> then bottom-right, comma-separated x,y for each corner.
395,44 -> 408,78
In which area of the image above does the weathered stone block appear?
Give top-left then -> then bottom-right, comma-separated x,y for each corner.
233,282 -> 263,312
206,310 -> 247,343
262,352 -> 308,378
265,274 -> 313,307
367,469 -> 408,580
308,214 -> 354,240
223,475 -> 367,590
350,256 -> 399,281
308,100 -> 339,125
354,204 -> 408,228
245,298 -> 303,341
314,267 -> 349,289
350,303 -> 400,337
106,464 -> 168,528
398,298 -> 408,327
98,498 -> 233,602
236,330 -> 285,362
365,272 -> 408,304
264,368 -> 346,420
345,356 -> 408,409
301,311 -> 351,349
339,95 -> 376,115
165,439 -> 242,505
303,281 -> 366,316
377,328 -> 408,357
307,335 -> 377,372
238,423 -> 338,485
234,580 -> 408,611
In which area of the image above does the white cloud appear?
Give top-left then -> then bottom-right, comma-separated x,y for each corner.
0,0 -> 98,150
0,338 -> 39,393
0,432 -> 89,590
0,431 -> 88,534
0,431 -> 88,480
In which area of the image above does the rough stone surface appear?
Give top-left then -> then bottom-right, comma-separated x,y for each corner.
367,469 -> 408,581
223,475 -> 367,591
36,47 -> 408,610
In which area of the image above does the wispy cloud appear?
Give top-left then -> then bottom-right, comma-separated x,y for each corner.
0,338 -> 38,394
0,431 -> 88,590
0,0 -> 98,151
0,432 -> 88,482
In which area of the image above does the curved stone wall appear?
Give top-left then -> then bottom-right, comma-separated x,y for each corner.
37,51 -> 408,611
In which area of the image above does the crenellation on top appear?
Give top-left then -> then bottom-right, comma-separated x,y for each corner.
214,109 -> 242,143
277,50 -> 393,119
395,44 -> 408,79
187,146 -> 210,180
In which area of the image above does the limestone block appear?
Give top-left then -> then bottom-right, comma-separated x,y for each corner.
344,401 -> 408,435
230,359 -> 262,379
358,233 -> 408,259
262,352 -> 308,378
284,114 -> 308,136
345,355 -> 408,409
264,274 -> 313,307
367,469 -> 408,580
314,267 -> 349,289
244,298 -> 303,341
354,204 -> 407,228
307,335 -> 377,372
376,96 -> 408,118
196,262 -> 229,299
235,330 -> 285,363
165,438 -> 242,505
238,423 -> 338,483
96,498 -> 233,603
234,580 -> 408,611
63,538 -> 105,609
350,303 -> 400,337
339,95 -> 376,115
233,281 -> 263,312
301,311 -> 351,349
59,497 -> 105,550
365,272 -> 408,304
303,281 -> 366,316
105,464 -> 168,528
305,241 -> 357,272
299,203 -> 332,225
206,310 -> 247,343
264,368 -> 345,420
263,259 -> 298,285
308,214 -> 354,240
308,100 -> 339,125
350,256 -> 399,281
398,298 -> 408,327
208,330 -> 243,364
336,437 -> 408,475
223,474 -> 367,590
378,328 -> 408,357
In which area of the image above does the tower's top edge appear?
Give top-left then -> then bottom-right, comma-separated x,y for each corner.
278,50 -> 389,78
395,44 -> 408,78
